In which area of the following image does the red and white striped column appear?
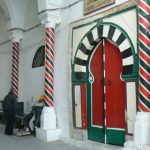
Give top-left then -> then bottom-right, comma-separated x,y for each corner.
44,27 -> 55,106
9,29 -> 23,98
138,0 -> 150,112
37,0 -> 61,108
131,0 -> 150,145
11,42 -> 20,97
37,3 -> 61,141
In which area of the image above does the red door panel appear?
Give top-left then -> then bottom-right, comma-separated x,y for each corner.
105,39 -> 126,129
88,39 -> 126,144
90,43 -> 103,126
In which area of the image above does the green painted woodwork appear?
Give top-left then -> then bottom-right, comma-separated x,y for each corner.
106,129 -> 125,145
88,127 -> 104,142
87,77 -> 105,142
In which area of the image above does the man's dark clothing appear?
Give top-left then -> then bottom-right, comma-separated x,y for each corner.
2,92 -> 17,135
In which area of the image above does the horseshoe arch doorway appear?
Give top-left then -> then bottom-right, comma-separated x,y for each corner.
73,23 -> 136,145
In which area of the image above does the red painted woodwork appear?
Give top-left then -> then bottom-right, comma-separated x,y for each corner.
81,84 -> 87,129
105,39 -> 126,129
90,43 -> 103,126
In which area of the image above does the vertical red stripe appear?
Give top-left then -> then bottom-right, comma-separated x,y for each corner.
81,84 -> 87,129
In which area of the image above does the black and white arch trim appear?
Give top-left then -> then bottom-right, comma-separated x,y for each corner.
74,24 -> 134,80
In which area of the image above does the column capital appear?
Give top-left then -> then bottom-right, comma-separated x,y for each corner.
39,10 -> 61,28
8,29 -> 23,43
37,0 -> 61,28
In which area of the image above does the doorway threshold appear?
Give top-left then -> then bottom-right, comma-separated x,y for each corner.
61,137 -> 123,150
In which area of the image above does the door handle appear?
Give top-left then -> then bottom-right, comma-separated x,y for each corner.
108,80 -> 112,85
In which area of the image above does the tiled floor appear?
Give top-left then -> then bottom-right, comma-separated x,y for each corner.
0,123 -> 122,150
0,124 -> 83,150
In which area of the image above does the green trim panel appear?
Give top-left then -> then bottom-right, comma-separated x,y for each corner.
87,70 -> 105,143
88,127 -> 104,142
106,129 -> 125,145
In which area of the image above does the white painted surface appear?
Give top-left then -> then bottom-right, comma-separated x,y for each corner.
72,8 -> 137,62
123,56 -> 134,66
7,0 -> 27,29
37,107 -> 61,142
119,39 -> 130,52
8,29 -> 23,42
72,23 -> 96,60
0,51 -> 12,101
76,50 -> 88,60
103,9 -> 137,53
126,82 -> 137,134
36,127 -> 61,142
74,85 -> 82,128
0,9 -> 9,43
41,107 -> 57,130
123,136 -> 150,150
37,0 -> 63,12
75,64 -> 86,72
134,112 -> 150,145
112,29 -> 122,42
19,35 -> 45,112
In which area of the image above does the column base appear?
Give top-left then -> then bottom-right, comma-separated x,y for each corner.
36,128 -> 61,142
122,141 -> 150,150
134,112 -> 150,145
36,107 -> 61,142
122,112 -> 150,150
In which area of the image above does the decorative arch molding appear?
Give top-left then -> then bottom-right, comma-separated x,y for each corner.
73,22 -> 137,81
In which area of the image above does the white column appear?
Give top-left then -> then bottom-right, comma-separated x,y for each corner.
36,0 -> 61,142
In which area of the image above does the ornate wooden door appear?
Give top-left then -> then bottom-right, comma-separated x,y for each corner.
87,39 -> 126,145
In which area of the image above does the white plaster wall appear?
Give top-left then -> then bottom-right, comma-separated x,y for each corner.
23,0 -> 40,30
0,9 -> 9,44
53,1 -> 84,138
0,51 -> 12,101
72,23 -> 97,60
17,0 -> 44,113
126,82 -> 137,134
54,27 -> 71,136
103,9 -> 137,53
0,0 -> 136,139
0,8 -> 12,101
19,44 -> 45,113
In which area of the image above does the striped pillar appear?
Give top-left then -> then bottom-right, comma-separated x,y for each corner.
44,27 -> 55,107
11,42 -> 20,97
138,0 -> 150,112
